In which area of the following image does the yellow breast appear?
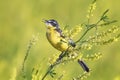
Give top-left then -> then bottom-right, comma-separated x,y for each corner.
46,28 -> 68,52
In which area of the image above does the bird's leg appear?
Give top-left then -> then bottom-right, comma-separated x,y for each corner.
56,47 -> 70,62
56,51 -> 66,62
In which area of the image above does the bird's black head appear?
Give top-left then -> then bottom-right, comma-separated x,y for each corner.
44,19 -> 59,28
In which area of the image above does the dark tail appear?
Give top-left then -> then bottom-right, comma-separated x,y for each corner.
78,59 -> 89,72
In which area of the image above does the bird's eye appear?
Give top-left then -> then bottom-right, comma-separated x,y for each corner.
48,20 -> 58,27
50,22 -> 57,27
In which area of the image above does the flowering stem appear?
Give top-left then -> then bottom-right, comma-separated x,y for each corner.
42,50 -> 69,80
75,14 -> 106,44
75,28 -> 90,43
22,40 -> 33,78
41,65 -> 53,80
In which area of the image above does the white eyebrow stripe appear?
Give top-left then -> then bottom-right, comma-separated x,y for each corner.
53,21 -> 57,24
48,21 -> 52,23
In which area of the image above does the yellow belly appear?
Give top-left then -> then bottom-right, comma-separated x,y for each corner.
46,29 -> 68,52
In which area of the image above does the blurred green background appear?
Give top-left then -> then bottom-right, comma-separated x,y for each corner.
0,0 -> 120,80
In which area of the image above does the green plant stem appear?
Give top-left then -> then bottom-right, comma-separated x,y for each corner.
75,17 -> 104,44
41,50 -> 69,80
87,6 -> 92,24
75,24 -> 95,43
22,41 -> 33,78
41,65 -> 53,80
75,29 -> 90,43
41,57 -> 64,80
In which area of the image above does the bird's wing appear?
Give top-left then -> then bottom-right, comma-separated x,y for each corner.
68,39 -> 76,47
55,28 -> 76,47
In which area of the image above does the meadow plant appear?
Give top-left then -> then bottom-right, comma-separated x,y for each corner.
18,0 -> 119,80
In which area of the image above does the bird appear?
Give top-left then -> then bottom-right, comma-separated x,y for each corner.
44,19 -> 76,52
43,19 -> 89,72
